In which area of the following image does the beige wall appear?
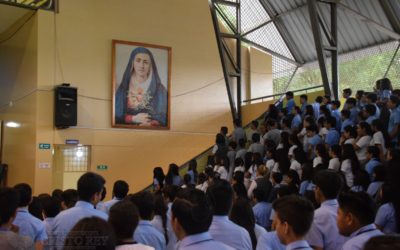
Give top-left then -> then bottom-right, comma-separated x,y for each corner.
249,47 -> 273,102
1,0 -> 236,196
0,12 -> 38,187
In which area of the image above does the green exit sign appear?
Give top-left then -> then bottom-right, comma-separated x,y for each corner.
97,165 -> 108,171
39,143 -> 51,150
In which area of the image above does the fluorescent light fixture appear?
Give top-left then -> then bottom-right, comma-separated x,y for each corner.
5,121 -> 21,128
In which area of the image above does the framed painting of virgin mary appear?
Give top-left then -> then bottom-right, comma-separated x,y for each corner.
112,40 -> 171,129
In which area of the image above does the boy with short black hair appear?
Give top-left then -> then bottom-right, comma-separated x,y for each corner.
273,195 -> 314,250
337,192 -> 382,250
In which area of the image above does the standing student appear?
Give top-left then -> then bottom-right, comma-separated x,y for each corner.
172,188 -> 234,250
0,187 -> 34,250
353,122 -> 372,165
337,192 -> 383,250
272,195 -> 314,250
53,172 -> 108,250
207,180 -> 252,250
306,170 -> 347,250
285,91 -> 296,114
129,192 -> 166,250
328,145 -> 341,171
340,144 -> 361,188
374,184 -> 400,234
13,183 -> 47,248
42,196 -> 61,250
100,180 -> 129,214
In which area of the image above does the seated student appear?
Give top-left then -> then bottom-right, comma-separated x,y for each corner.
42,196 -> 61,250
0,187 -> 34,250
252,188 -> 272,230
374,184 -> 399,234
100,180 -> 129,214
273,195 -> 314,250
365,146 -> 381,180
306,170 -> 347,250
229,197 -> 259,249
53,172 -> 108,249
129,192 -> 166,250
109,201 -> 154,249
337,192 -> 383,250
325,116 -> 340,147
172,188 -> 234,250
60,189 -> 78,210
207,180 -> 252,250
13,183 -> 47,247
64,217 -> 115,249
328,144 -> 341,171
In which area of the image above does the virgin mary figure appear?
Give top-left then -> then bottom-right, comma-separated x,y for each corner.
115,47 -> 168,127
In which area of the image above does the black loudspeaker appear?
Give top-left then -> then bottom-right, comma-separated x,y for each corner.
54,85 -> 77,128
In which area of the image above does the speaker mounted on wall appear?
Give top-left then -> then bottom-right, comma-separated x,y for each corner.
54,84 -> 77,129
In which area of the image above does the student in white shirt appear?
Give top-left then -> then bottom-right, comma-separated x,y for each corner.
328,145 -> 341,171
340,125 -> 357,146
370,119 -> 389,161
340,144 -> 361,188
290,147 -> 305,177
353,122 -> 372,165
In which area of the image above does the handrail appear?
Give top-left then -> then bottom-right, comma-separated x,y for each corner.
142,84 -> 324,191
242,85 -> 324,103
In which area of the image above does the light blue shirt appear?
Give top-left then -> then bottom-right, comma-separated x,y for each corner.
253,202 -> 272,229
308,134 -> 323,158
299,181 -> 315,196
365,159 -> 380,180
306,199 -> 347,250
286,240 -> 313,250
43,217 -> 55,250
53,200 -> 108,249
286,99 -> 295,114
341,119 -> 354,133
367,181 -> 383,198
349,107 -> 359,124
301,102 -> 308,116
341,224 -> 382,250
256,231 -> 284,250
134,220 -> 166,250
13,208 -> 47,242
98,197 -> 122,214
209,215 -> 252,250
388,107 -> 400,142
176,232 -> 234,250
325,128 -> 340,147
375,203 -> 398,234
366,116 -> 375,125
187,170 -> 196,185
313,102 -> 320,119
291,114 -> 302,130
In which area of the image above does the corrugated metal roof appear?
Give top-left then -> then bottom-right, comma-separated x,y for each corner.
246,0 -> 400,64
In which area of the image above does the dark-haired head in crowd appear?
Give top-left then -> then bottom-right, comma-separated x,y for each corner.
53,172 -> 107,249
42,196 -> 61,248
128,191 -> 166,250
64,216 -> 115,250
206,180 -> 252,250
273,195 -> 314,249
0,187 -> 34,249
337,192 -> 382,250
305,170 -> 346,250
153,167 -> 165,191
99,180 -> 129,214
13,183 -> 47,246
61,189 -> 78,210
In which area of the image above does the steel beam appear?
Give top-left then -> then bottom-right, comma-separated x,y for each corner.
331,2 -> 339,100
384,42 -> 400,78
308,0 -> 332,97
209,0 -> 243,123
379,0 -> 400,34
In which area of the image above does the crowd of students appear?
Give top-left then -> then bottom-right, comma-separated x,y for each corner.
1,79 -> 400,249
